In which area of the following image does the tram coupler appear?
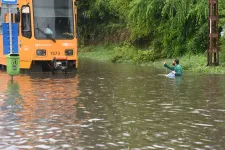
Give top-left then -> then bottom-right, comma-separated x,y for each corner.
51,56 -> 68,74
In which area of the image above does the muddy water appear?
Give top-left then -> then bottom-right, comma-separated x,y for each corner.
1,59 -> 225,149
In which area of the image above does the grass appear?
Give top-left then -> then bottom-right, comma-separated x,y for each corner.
79,45 -> 115,61
79,45 -> 225,74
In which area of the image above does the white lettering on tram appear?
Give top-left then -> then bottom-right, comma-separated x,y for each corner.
62,43 -> 74,47
35,44 -> 52,47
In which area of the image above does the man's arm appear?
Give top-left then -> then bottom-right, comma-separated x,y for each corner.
164,63 -> 174,71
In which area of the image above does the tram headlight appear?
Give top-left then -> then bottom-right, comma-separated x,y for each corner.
65,49 -> 73,56
36,49 -> 46,56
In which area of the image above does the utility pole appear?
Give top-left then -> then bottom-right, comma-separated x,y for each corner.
208,0 -> 219,66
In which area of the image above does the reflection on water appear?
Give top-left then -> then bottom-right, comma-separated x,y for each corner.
1,59 -> 225,149
0,72 -> 84,149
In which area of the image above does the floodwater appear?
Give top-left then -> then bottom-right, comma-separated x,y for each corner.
1,59 -> 225,150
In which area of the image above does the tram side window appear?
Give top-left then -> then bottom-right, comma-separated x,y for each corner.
15,8 -> 20,35
15,8 -> 20,23
21,6 -> 31,38
75,8 -> 78,37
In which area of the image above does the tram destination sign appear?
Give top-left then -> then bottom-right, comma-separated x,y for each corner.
1,0 -> 17,4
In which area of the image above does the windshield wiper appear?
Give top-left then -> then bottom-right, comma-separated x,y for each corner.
36,27 -> 56,43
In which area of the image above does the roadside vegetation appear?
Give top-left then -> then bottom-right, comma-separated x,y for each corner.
77,0 -> 225,74
79,41 -> 225,74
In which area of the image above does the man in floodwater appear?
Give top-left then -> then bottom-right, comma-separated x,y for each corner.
163,59 -> 183,76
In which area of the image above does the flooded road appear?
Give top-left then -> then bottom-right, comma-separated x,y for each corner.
1,59 -> 225,149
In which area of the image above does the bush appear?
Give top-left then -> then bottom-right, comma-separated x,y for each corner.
111,44 -> 159,63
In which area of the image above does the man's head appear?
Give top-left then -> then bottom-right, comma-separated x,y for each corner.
172,59 -> 179,66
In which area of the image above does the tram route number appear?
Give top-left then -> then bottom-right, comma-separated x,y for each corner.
50,51 -> 60,55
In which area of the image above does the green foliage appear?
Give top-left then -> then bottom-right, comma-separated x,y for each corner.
79,45 -> 225,74
112,44 -> 159,63
79,45 -> 115,61
78,0 -> 225,58
77,0 -> 126,46
180,54 -> 225,74
219,37 -> 225,64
